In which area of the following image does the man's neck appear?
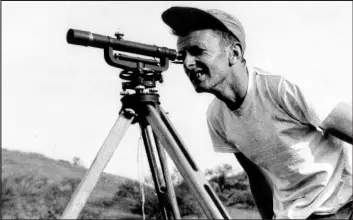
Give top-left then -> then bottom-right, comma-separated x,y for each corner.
213,64 -> 249,111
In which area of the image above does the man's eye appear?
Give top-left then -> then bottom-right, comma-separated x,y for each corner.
189,47 -> 204,56
176,48 -> 204,61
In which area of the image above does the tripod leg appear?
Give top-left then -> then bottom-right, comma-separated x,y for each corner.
153,132 -> 181,219
140,122 -> 169,219
145,105 -> 231,219
61,109 -> 135,219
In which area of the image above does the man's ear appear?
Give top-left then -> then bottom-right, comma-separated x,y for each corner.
228,42 -> 243,65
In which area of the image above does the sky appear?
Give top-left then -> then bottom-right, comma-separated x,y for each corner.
2,2 -> 352,181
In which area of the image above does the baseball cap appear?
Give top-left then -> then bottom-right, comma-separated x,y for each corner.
162,6 -> 246,52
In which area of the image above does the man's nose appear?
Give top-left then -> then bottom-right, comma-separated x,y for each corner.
183,53 -> 196,69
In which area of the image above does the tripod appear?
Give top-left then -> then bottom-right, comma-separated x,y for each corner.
62,29 -> 231,219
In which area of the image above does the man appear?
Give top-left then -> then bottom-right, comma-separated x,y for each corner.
161,6 -> 352,219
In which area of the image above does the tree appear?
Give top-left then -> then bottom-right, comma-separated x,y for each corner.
72,156 -> 84,167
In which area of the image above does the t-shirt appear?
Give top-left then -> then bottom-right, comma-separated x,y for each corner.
207,66 -> 352,219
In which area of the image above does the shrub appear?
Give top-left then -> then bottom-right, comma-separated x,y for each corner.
0,175 -> 103,219
207,170 -> 255,209
173,181 -> 203,217
1,178 -> 17,219
116,178 -> 204,218
225,190 -> 255,208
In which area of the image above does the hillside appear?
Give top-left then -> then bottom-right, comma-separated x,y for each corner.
2,148 -> 145,219
2,148 -> 132,201
1,148 -> 260,219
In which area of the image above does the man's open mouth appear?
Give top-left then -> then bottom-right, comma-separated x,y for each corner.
190,70 -> 206,82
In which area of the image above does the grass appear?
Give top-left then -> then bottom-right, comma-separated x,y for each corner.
2,148 -> 261,219
2,148 -> 142,219
227,207 -> 261,219
2,148 -> 130,200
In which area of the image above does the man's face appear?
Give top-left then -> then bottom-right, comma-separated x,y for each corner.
177,29 -> 232,93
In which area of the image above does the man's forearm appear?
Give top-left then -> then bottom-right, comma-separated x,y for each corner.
247,170 -> 274,219
235,153 -> 274,219
320,102 -> 352,144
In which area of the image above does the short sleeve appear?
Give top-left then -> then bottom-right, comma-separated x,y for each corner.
278,77 -> 339,128
206,100 -> 240,153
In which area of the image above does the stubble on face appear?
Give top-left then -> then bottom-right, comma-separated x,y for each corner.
176,30 -> 232,94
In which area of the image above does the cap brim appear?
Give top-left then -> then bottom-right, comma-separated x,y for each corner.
162,6 -> 228,36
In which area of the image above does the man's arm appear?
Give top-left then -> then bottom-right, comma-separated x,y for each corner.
320,102 -> 352,144
235,153 -> 274,219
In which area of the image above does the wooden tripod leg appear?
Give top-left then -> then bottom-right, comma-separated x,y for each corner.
140,123 -> 169,219
61,109 -> 135,219
145,105 -> 231,219
153,132 -> 181,219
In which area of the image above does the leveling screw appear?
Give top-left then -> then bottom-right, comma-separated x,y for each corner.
114,32 -> 124,39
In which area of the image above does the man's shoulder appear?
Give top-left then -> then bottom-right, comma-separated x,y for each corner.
251,66 -> 283,84
206,97 -> 222,120
249,66 -> 285,100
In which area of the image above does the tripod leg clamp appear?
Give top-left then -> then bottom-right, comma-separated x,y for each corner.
121,108 -> 137,119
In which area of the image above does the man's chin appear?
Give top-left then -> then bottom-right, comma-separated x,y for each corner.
194,85 -> 208,93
